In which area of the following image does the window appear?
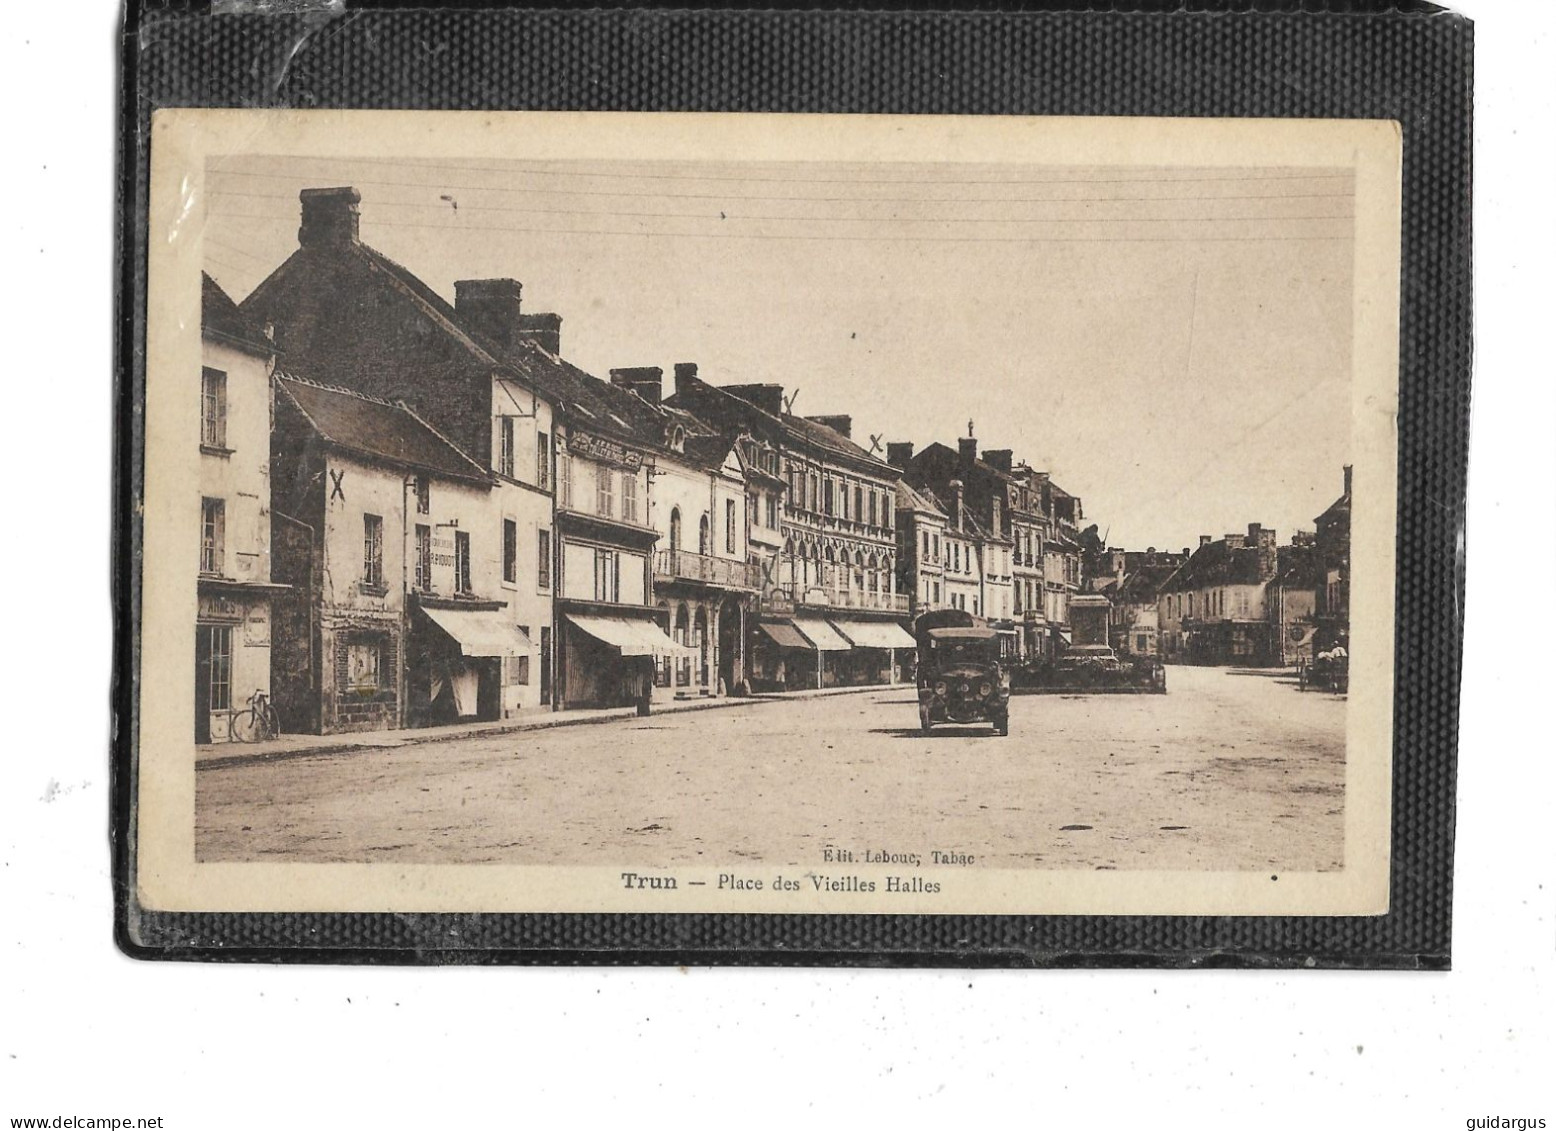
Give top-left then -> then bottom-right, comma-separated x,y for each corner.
503,519 -> 517,584
698,514 -> 710,556
883,495 -> 892,531
536,432 -> 551,490
823,479 -> 834,516
509,637 -> 531,686
621,473 -> 638,523
206,624 -> 232,712
346,640 -> 381,693
766,494 -> 778,530
932,534 -> 941,562
725,499 -> 737,554
499,417 -> 515,478
558,453 -> 572,509
537,529 -> 551,589
415,475 -> 430,515
595,467 -> 615,518
854,486 -> 864,522
363,514 -> 384,588
414,524 -> 432,591
200,497 -> 224,575
454,530 -> 471,594
869,491 -> 878,527
922,531 -> 930,558
200,368 -> 227,449
594,548 -> 620,603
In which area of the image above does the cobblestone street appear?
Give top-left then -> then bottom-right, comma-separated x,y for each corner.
197,666 -> 1347,872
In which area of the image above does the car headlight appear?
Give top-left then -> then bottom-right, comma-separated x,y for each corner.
934,681 -> 948,698
958,681 -> 969,693
979,681 -> 992,697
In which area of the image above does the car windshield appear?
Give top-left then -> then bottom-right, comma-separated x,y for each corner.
928,639 -> 994,667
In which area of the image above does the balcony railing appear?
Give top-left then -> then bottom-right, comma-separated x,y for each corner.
654,549 -> 762,591
772,583 -> 910,615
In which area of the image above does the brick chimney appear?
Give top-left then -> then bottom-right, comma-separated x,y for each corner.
454,279 -> 523,345
950,479 -> 965,532
724,383 -> 785,416
1343,464 -> 1353,497
1225,532 -> 1246,551
610,366 -> 663,406
886,441 -> 914,469
672,362 -> 700,396
516,312 -> 562,356
1255,525 -> 1278,580
1199,535 -> 1212,548
298,187 -> 360,248
984,449 -> 1013,473
958,436 -> 978,473
806,414 -> 852,439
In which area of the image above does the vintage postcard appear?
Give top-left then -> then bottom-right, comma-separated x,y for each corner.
133,109 -> 1400,919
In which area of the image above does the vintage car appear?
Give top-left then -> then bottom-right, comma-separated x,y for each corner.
914,609 -> 1012,735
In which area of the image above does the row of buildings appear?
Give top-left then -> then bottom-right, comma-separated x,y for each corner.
193,184 -> 1346,742
195,186 -> 1096,740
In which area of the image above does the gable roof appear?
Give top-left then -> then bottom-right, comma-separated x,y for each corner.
202,272 -> 274,356
276,375 -> 492,485
1113,563 -> 1181,606
896,480 -> 947,519
1158,539 -> 1269,593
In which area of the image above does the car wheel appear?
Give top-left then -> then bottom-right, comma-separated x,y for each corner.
919,707 -> 933,733
994,714 -> 1009,736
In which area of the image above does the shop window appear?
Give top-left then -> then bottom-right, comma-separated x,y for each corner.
346,639 -> 382,694
537,529 -> 551,590
200,497 -> 225,576
206,624 -> 232,712
200,368 -> 226,449
363,514 -> 384,589
503,519 -> 517,584
455,531 -> 471,594
414,524 -> 432,591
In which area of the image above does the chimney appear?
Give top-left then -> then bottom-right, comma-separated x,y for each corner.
806,414 -> 852,440
950,479 -> 965,532
298,187 -> 361,248
516,312 -> 562,356
958,436 -> 978,472
1257,526 -> 1278,581
610,366 -> 664,406
673,362 -> 699,396
1343,464 -> 1353,497
983,449 -> 1013,473
724,383 -> 786,416
454,278 -> 524,346
887,441 -> 914,469
1225,533 -> 1246,551
1199,535 -> 1212,548
1182,547 -> 1192,558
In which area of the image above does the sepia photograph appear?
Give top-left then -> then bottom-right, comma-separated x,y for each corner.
135,110 -> 1400,917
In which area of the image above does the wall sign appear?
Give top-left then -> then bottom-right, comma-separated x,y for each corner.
569,432 -> 643,472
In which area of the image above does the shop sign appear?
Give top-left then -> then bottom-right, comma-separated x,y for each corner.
244,604 -> 271,647
197,594 -> 242,622
569,432 -> 643,472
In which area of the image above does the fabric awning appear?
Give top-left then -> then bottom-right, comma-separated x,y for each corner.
828,618 -> 916,650
792,615 -> 852,652
759,621 -> 813,651
420,606 -> 532,658
567,613 -> 695,658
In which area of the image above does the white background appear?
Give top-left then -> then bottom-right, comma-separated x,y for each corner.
0,2 -> 1548,1127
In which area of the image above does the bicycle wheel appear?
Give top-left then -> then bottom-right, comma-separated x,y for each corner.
229,709 -> 264,743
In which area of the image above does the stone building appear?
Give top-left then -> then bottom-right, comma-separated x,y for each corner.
1314,464 -> 1353,653
269,377 -> 510,734
195,274 -> 287,742
666,370 -> 913,691
1157,524 -> 1285,666
894,480 -> 949,619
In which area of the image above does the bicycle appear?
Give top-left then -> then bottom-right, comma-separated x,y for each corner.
230,688 -> 281,743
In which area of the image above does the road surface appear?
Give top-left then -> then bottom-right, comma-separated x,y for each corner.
196,665 -> 1346,872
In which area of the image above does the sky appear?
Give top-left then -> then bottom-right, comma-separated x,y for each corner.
202,154 -> 1356,550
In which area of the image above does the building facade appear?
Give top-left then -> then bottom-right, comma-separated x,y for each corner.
894,480 -> 949,619
196,275 -> 287,742
1157,524 -> 1286,666
1314,464 -> 1353,654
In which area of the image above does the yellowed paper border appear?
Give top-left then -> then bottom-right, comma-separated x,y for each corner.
138,110 -> 1400,916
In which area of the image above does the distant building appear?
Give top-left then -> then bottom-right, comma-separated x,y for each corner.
894,479 -> 949,619
1104,550 -> 1187,658
196,274 -> 287,743
1314,465 -> 1353,653
1157,524 -> 1286,666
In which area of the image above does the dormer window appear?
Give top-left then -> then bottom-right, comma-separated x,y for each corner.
669,425 -> 686,453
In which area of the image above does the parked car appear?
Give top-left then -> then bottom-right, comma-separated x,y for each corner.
914,609 -> 1011,735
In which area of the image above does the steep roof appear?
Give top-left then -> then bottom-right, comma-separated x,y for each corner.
1273,543 -> 1323,590
1158,539 -> 1270,593
276,375 -> 492,485
896,480 -> 946,518
1113,563 -> 1181,607
202,272 -> 274,356
1316,490 -> 1351,526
